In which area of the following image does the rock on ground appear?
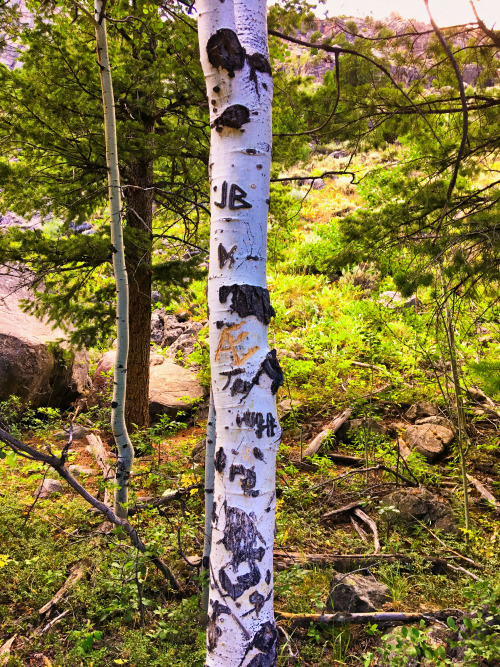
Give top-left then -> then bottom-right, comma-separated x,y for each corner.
149,357 -> 206,417
68,465 -> 95,477
0,273 -> 89,408
405,401 -> 439,421
94,350 -> 206,418
378,291 -> 421,309
415,415 -> 454,431
36,478 -> 63,498
55,424 -> 89,440
165,322 -> 204,363
404,423 -> 454,462
337,417 -> 386,444
326,573 -> 390,613
381,488 -> 457,534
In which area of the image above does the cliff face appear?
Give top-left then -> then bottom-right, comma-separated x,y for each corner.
0,0 -> 33,70
283,15 -> 499,88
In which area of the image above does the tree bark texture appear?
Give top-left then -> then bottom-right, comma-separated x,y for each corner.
94,0 -> 134,519
123,157 -> 154,430
202,390 -> 216,622
196,2 -> 281,665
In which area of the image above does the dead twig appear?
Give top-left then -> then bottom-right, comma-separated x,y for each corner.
86,434 -> 113,506
350,516 -> 368,542
321,500 -> 362,520
128,484 -> 203,516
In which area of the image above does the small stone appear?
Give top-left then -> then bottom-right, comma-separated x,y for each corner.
36,479 -> 63,498
68,465 -> 95,477
326,573 -> 390,613
277,399 -> 302,416
55,424 -> 89,440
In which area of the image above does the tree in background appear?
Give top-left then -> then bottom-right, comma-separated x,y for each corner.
0,0 -> 208,427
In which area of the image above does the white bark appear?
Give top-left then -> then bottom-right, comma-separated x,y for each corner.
94,0 -> 134,519
202,390 -> 216,621
196,2 -> 282,665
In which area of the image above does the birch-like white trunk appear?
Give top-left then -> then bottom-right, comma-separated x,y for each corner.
196,2 -> 282,665
94,0 -> 134,519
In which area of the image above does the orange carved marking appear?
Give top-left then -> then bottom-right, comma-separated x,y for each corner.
214,322 -> 260,367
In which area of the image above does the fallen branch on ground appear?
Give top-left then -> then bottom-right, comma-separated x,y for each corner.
353,507 -> 381,554
467,474 -> 500,513
0,427 -> 182,592
411,514 -> 493,575
273,551 -> 482,578
128,483 -> 203,516
276,609 -> 463,628
86,433 -> 113,506
38,560 -> 90,615
303,409 -> 352,458
321,501 -> 362,519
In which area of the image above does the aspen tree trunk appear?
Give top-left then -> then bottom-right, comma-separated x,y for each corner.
196,2 -> 283,665
201,390 -> 216,622
94,0 -> 134,519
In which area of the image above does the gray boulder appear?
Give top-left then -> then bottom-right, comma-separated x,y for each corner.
149,357 -> 206,417
55,424 -> 89,440
94,350 -> 206,417
404,423 -> 454,462
379,291 -> 421,309
165,322 -> 204,363
381,488 -> 457,534
415,415 -> 454,431
0,273 -> 89,408
327,573 -> 390,613
36,478 -> 63,498
405,401 -> 439,421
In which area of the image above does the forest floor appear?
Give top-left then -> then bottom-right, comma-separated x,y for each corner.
2,144 -> 500,666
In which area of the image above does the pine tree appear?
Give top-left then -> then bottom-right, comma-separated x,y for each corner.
0,0 -> 208,427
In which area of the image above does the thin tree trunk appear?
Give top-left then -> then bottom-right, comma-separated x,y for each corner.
94,0 -> 134,519
197,3 -> 281,665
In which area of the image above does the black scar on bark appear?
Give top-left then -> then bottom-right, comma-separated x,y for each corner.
247,52 -> 272,93
219,561 -> 261,600
253,350 -> 284,395
219,284 -> 275,325
265,569 -> 271,585
211,501 -> 218,524
220,367 -> 244,390
212,105 -> 250,132
239,621 -> 278,667
207,599 -> 231,652
229,464 -> 259,497
218,243 -> 237,269
253,447 -> 265,461
214,447 -> 226,473
243,590 -> 266,617
219,505 -> 266,570
231,350 -> 284,401
206,29 -> 246,77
